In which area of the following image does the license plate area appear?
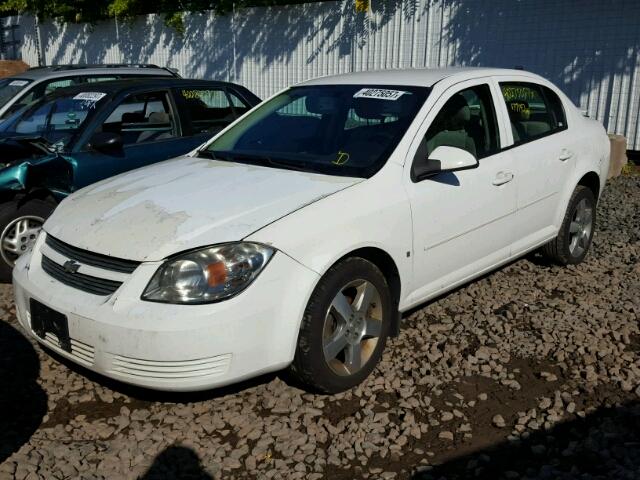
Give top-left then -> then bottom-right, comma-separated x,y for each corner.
30,298 -> 71,353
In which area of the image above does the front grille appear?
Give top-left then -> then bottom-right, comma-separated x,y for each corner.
46,234 -> 140,274
41,255 -> 122,296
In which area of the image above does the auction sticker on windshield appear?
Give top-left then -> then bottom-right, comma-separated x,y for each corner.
9,80 -> 29,87
73,92 -> 107,102
353,88 -> 407,100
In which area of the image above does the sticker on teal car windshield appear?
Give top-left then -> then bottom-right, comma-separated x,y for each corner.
73,92 -> 107,102
353,88 -> 407,101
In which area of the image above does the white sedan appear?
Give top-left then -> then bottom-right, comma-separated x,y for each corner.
13,68 -> 610,392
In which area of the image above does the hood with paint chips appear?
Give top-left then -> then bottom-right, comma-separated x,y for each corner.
44,156 -> 361,261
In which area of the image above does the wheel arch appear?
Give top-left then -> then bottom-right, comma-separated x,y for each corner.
577,170 -> 601,201
331,246 -> 403,337
554,169 -> 601,229
16,188 -> 59,209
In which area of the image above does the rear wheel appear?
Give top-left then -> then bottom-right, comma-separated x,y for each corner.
288,257 -> 392,393
0,199 -> 55,282
541,185 -> 596,265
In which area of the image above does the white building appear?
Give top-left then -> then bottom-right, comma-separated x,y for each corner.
4,0 -> 640,149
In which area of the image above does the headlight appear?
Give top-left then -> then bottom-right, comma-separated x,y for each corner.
141,243 -> 274,304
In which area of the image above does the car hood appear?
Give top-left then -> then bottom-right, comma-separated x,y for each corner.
45,156 -> 361,261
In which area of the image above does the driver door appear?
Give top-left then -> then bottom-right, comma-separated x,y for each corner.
405,79 -> 518,305
70,90 -> 199,191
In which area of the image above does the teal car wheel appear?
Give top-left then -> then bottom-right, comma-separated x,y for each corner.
0,200 -> 55,282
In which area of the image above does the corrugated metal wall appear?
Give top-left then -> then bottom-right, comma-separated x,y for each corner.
4,0 -> 640,148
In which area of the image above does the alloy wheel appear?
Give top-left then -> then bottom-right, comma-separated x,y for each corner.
568,198 -> 593,257
1,215 -> 44,267
322,279 -> 383,376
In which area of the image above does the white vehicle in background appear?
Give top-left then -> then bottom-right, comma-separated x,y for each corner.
13,68 -> 610,393
0,64 -> 178,122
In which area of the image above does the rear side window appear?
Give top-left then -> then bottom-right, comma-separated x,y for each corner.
101,91 -> 177,145
228,90 -> 251,115
44,78 -> 80,95
83,76 -> 118,83
179,88 -> 238,135
499,82 -> 567,145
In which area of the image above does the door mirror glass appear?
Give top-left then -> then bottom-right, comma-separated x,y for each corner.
413,146 -> 478,180
89,132 -> 123,154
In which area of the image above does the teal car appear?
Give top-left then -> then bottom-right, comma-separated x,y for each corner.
0,78 -> 260,280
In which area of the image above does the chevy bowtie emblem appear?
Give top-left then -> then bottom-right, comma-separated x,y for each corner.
63,260 -> 80,274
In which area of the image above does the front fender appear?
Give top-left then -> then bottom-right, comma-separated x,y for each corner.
0,154 -> 74,198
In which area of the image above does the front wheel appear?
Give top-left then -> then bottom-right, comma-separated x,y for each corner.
0,199 -> 55,282
541,185 -> 596,265
288,257 -> 392,393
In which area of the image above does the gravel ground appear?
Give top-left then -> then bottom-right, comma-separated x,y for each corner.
1,175 -> 639,480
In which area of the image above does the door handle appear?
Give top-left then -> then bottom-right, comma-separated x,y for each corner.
559,149 -> 573,161
492,171 -> 514,186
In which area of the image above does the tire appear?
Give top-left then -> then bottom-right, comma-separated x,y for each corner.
541,185 -> 596,265
0,199 -> 56,282
288,257 -> 393,393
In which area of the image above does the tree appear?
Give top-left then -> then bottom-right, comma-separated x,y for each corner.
0,0 -> 330,32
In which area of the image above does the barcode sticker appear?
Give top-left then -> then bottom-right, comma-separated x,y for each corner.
9,80 -> 28,87
353,88 -> 407,101
73,92 -> 107,102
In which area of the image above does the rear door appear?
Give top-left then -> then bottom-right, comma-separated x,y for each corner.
405,79 -> 518,303
493,78 -> 575,254
70,89 -> 198,190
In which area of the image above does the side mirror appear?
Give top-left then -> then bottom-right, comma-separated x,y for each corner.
413,146 -> 479,180
88,132 -> 123,154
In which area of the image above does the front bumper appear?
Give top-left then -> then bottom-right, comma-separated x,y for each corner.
13,237 -> 319,392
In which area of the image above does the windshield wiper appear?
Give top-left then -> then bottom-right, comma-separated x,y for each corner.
196,150 -> 216,159
204,150 -> 314,173
262,157 -> 313,172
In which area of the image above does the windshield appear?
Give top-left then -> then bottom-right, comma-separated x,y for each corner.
205,84 -> 429,177
0,78 -> 32,110
3,91 -> 108,148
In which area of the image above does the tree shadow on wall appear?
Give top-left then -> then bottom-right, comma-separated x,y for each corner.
27,0 -> 640,130
445,0 -> 640,127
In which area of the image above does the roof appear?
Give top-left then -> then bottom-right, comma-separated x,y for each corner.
47,78 -> 245,97
13,64 -> 177,81
299,67 -> 541,88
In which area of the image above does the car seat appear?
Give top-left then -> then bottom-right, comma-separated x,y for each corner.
136,111 -> 173,143
425,94 -> 476,157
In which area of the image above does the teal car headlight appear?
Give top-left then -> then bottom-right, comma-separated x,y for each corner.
141,243 -> 274,304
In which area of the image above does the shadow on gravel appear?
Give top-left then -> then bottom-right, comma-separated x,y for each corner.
0,321 -> 47,463
141,445 -> 213,480
412,400 -> 640,479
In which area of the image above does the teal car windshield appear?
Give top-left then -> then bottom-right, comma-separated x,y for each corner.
205,84 -> 429,178
3,91 -> 108,147
0,78 -> 32,109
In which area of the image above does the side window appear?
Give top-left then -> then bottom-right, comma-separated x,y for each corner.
424,84 -> 499,159
227,90 -> 250,115
542,86 -> 567,130
43,78 -> 80,95
83,76 -> 118,83
179,88 -> 236,134
499,82 -> 566,145
276,96 -> 321,118
100,91 -> 176,145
